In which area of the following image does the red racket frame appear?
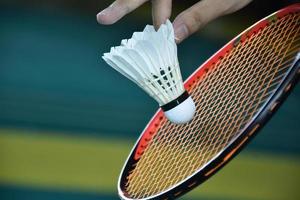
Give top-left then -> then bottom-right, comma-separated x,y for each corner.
119,4 -> 300,200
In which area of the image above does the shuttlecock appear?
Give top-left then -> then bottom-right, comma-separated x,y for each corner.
102,20 -> 195,124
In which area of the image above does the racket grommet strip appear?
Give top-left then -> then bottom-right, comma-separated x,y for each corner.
118,5 -> 300,199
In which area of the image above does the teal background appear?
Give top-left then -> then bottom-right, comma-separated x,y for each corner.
0,1 -> 299,200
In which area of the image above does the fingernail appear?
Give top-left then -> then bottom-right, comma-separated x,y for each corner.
97,12 -> 105,23
97,4 -> 116,24
97,8 -> 108,22
174,24 -> 188,42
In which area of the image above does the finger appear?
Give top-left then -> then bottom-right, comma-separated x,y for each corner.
173,0 -> 252,43
97,0 -> 148,25
151,0 -> 172,30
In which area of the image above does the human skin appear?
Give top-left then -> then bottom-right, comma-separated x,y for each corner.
96,0 -> 252,43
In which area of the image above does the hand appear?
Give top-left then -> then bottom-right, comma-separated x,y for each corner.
96,0 -> 252,43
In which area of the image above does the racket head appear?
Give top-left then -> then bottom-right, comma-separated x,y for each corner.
118,4 -> 300,200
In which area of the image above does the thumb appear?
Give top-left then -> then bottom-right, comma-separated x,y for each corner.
173,0 -> 252,43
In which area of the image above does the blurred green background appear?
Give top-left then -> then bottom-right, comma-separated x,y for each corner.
0,0 -> 299,200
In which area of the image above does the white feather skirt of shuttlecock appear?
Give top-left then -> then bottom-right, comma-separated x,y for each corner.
102,20 -> 185,106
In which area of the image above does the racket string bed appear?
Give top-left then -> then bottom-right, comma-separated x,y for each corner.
124,12 -> 300,199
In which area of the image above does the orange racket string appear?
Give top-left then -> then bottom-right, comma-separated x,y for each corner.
124,13 -> 300,198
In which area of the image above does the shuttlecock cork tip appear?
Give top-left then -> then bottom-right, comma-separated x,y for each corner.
103,19 -> 196,124
161,91 -> 196,124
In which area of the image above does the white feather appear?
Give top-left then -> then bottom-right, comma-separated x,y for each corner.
102,19 -> 185,106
